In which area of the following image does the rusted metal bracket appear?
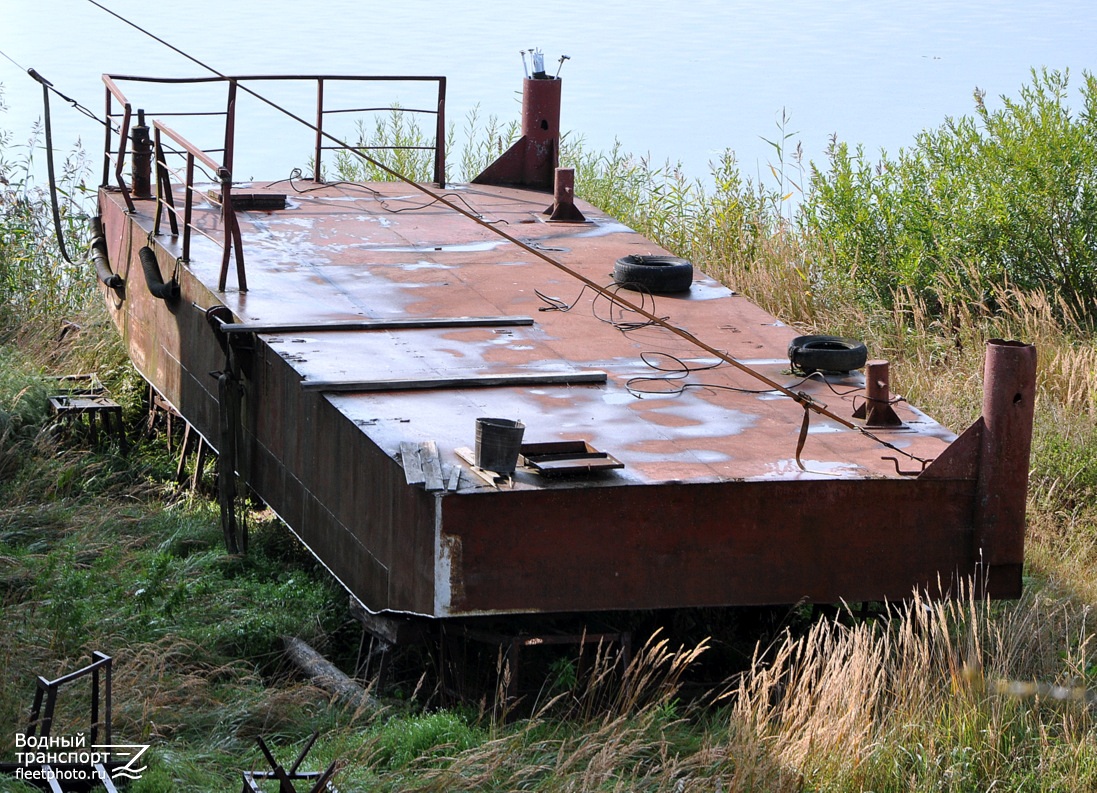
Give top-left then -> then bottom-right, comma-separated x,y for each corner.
881,455 -> 928,477
243,733 -> 341,793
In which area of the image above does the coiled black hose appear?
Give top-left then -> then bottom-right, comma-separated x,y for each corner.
139,245 -> 180,300
89,216 -> 123,289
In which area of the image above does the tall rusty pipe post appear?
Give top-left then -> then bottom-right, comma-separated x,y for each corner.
473,76 -> 562,190
975,339 -> 1037,596
130,109 -> 153,200
521,76 -> 561,155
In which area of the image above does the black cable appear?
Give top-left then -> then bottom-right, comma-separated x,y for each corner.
3,50 -> 115,130
535,283 -> 667,332
30,70 -> 76,266
625,353 -> 864,399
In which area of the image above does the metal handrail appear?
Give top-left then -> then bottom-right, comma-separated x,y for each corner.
101,74 -> 449,293
151,119 -> 245,291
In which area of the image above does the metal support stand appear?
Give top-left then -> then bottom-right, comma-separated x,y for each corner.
1,652 -> 122,791
48,375 -> 126,452
242,733 -> 341,793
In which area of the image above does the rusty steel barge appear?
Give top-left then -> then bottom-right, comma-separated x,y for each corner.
93,72 -> 1036,622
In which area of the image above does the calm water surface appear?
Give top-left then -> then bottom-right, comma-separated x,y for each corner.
2,0 -> 1095,185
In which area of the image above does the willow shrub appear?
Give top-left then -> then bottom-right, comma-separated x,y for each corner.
801,68 -> 1097,318
0,92 -> 95,337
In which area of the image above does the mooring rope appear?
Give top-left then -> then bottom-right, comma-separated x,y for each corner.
83,0 -> 929,468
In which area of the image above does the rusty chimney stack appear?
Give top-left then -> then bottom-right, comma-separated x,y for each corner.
473,58 -> 567,191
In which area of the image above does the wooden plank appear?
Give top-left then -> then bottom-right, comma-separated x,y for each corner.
454,446 -> 507,488
422,441 -> 444,491
401,441 -> 445,491
400,442 -> 425,485
221,316 -> 535,334
302,370 -> 607,393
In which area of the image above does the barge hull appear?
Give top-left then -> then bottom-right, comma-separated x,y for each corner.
93,72 -> 1035,619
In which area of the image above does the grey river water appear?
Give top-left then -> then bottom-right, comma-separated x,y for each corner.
1,0 -> 1096,187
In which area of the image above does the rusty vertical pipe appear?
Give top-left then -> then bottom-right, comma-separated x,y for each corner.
974,339 -> 1037,596
521,77 -> 562,144
553,167 -> 575,206
473,76 -> 562,189
865,360 -> 891,408
521,77 -> 561,184
546,167 -> 586,222
102,86 -> 112,188
860,359 -> 903,427
130,109 -> 152,199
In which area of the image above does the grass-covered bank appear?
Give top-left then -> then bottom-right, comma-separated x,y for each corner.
2,69 -> 1097,790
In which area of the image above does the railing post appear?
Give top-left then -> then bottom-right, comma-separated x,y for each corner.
102,86 -> 112,188
224,80 -> 237,177
435,77 -> 446,187
183,153 -> 195,264
314,78 -> 325,182
100,652 -> 113,747
114,102 -> 136,212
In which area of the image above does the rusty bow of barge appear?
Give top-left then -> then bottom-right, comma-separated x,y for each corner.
93,72 -> 1036,620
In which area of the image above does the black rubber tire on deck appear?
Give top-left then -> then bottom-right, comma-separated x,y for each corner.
613,255 -> 694,294
787,335 -> 868,373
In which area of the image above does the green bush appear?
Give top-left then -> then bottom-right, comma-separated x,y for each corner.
369,711 -> 484,769
802,68 -> 1097,317
0,88 -> 95,335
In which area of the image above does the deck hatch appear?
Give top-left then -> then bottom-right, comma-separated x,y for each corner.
520,441 -> 624,476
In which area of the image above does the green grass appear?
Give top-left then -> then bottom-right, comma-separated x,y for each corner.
4,69 -> 1097,791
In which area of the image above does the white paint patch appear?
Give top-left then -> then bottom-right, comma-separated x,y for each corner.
602,391 -> 638,405
401,260 -> 455,271
753,459 -> 868,479
576,219 -> 632,238
362,240 -> 509,253
433,500 -> 451,616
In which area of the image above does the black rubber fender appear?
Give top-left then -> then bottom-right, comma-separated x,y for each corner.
612,254 -> 693,294
89,216 -> 123,289
787,335 -> 868,373
139,246 -> 180,301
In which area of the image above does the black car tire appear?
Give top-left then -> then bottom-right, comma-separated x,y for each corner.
788,335 -> 868,373
612,255 -> 693,294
